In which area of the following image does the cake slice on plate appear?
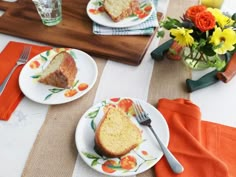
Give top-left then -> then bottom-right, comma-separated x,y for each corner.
104,0 -> 140,22
38,51 -> 77,88
95,107 -> 142,157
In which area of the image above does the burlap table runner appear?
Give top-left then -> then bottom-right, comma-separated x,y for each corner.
22,0 -> 197,176
22,58 -> 107,177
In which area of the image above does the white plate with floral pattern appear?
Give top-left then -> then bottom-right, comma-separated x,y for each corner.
75,97 -> 169,176
87,0 -> 155,28
19,48 -> 98,105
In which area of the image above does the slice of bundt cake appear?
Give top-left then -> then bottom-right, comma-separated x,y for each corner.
95,107 -> 142,157
38,51 -> 77,88
104,0 -> 140,22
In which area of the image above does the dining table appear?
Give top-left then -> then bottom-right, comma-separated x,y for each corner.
0,0 -> 236,177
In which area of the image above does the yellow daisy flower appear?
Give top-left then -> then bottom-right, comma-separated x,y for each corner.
170,27 -> 194,47
210,27 -> 236,54
207,8 -> 235,28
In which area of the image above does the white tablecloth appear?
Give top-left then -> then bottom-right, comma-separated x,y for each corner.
0,0 -> 236,177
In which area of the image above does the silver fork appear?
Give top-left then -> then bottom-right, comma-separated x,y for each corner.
133,101 -> 184,174
0,46 -> 32,95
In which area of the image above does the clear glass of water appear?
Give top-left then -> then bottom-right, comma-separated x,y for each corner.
33,0 -> 62,26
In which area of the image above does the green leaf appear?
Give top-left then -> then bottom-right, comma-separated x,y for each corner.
44,93 -> 53,100
87,108 -> 99,119
82,152 -> 100,159
161,17 -> 182,30
73,80 -> 79,88
40,54 -> 48,62
140,3 -> 147,8
92,0 -> 103,6
49,88 -> 64,93
70,50 -> 77,59
31,75 -> 41,79
107,164 -> 122,169
213,58 -> 226,71
91,159 -> 99,166
157,30 -> 165,38
101,100 -> 107,106
200,44 -> 215,56
91,119 -> 96,131
46,50 -> 50,56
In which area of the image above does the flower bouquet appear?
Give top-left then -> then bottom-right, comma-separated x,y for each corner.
158,5 -> 236,70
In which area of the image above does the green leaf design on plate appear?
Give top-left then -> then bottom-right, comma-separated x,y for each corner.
72,80 -> 79,88
131,17 -> 139,21
91,159 -> 99,166
31,74 -> 41,79
44,93 -> 53,100
101,100 -> 107,106
69,50 -> 77,59
107,164 -> 122,170
49,88 -> 65,93
40,54 -> 48,62
140,2 -> 147,8
87,108 -> 99,119
46,50 -> 50,56
82,152 -> 100,159
91,119 -> 96,131
92,0 -> 103,6
44,88 -> 65,100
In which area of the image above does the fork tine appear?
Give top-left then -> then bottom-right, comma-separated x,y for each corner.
136,102 -> 144,113
133,101 -> 145,121
19,46 -> 31,62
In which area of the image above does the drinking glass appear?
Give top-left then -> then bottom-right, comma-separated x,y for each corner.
33,0 -> 62,26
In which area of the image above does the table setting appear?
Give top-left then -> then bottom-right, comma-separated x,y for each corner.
1,0 -> 236,177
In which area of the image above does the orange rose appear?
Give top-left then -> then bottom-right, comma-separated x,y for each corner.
195,11 -> 215,32
185,5 -> 207,22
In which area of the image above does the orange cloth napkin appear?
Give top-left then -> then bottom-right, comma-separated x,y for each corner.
0,41 -> 51,121
155,98 -> 236,177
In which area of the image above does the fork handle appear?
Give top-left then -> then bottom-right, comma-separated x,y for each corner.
0,64 -> 18,95
149,126 -> 184,174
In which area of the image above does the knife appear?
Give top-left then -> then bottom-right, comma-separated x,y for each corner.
186,53 -> 231,92
217,53 -> 236,83
151,39 -> 174,61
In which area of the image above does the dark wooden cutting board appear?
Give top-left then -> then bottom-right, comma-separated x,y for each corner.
0,0 -> 157,65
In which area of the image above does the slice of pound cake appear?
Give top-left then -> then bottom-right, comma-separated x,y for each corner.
95,107 -> 142,157
38,51 -> 77,88
104,0 -> 140,22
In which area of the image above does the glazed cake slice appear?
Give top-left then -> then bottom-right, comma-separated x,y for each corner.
38,51 -> 77,88
95,107 -> 142,157
104,0 -> 139,22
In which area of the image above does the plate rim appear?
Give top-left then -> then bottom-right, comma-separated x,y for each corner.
75,97 -> 170,176
19,48 -> 98,105
86,0 -> 155,28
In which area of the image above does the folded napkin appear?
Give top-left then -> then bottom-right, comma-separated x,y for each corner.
0,41 -> 51,121
155,98 -> 236,177
93,0 -> 159,35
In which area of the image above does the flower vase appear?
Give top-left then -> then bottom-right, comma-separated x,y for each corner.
182,48 -> 212,70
